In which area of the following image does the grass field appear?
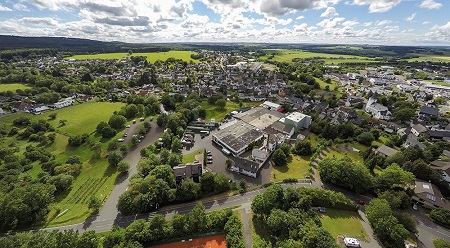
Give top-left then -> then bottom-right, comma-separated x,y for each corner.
315,77 -> 339,91
199,101 -> 261,121
271,155 -> 311,181
69,51 -> 200,63
320,208 -> 369,242
261,50 -> 376,64
0,83 -> 31,92
406,53 -> 450,62
0,101 -> 126,136
323,148 -> 363,164
306,133 -> 320,146
182,150 -> 202,164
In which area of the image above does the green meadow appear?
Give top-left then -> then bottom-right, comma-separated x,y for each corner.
261,50 -> 376,64
68,51 -> 200,63
0,83 -> 31,92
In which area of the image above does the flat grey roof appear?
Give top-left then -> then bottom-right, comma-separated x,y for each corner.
214,121 -> 264,152
234,107 -> 284,129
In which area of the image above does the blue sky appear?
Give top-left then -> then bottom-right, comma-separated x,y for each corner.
0,0 -> 448,45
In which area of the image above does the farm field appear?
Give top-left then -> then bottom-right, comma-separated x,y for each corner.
406,53 -> 450,62
0,83 -> 31,92
199,101 -> 261,121
261,50 -> 377,64
68,51 -> 200,63
320,208 -> 369,242
0,101 -> 126,136
271,155 -> 311,182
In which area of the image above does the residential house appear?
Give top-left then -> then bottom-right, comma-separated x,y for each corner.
345,96 -> 364,107
419,106 -> 439,120
173,162 -> 202,184
365,97 -> 392,120
411,124 -> 428,137
429,130 -> 450,141
430,161 -> 450,184
375,145 -> 399,157
412,180 -> 450,210
403,133 -> 426,149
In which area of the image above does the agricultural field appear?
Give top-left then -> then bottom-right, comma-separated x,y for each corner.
320,209 -> 369,242
261,50 -> 377,64
0,83 -> 31,92
68,51 -> 200,63
0,101 -> 126,136
271,155 -> 311,182
406,53 -> 450,62
0,101 -> 126,226
199,101 -> 262,121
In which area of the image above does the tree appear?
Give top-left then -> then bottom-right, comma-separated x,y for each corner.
88,196 -> 102,212
176,178 -> 200,202
226,159 -> 233,169
59,119 -> 67,127
200,172 -> 215,193
215,99 -> 226,110
375,163 -> 415,192
149,165 -> 175,187
66,155 -> 81,165
267,209 -> 290,237
394,108 -> 416,123
272,148 -> 287,166
48,174 -> 74,192
279,143 -> 291,157
214,173 -> 230,193
357,131 -> 375,146
108,152 -> 122,168
318,158 -> 374,193
171,137 -> 182,152
108,115 -> 127,129
117,161 -> 130,174
293,141 -> 313,156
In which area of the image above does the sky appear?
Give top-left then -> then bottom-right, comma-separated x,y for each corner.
0,0 -> 448,45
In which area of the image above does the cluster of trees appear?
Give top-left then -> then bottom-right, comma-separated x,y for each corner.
366,199 -> 412,248
272,143 -> 291,166
0,205 -> 244,248
251,185 -> 356,247
429,208 -> 450,228
118,144 -> 231,215
11,117 -> 55,144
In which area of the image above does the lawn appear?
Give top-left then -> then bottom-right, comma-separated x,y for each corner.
315,77 -> 340,92
199,101 -> 261,121
182,150 -> 202,164
0,83 -> 31,92
320,208 -> 369,242
261,50 -> 376,64
68,51 -> 200,63
323,148 -> 363,164
306,133 -> 320,146
271,155 -> 311,182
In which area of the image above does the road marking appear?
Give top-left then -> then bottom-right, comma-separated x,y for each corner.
424,226 -> 450,238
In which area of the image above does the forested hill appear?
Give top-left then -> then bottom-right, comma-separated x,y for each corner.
0,35 -> 119,50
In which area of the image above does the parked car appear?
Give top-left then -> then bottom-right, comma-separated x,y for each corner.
207,160 -> 213,164
118,138 -> 125,142
412,204 -> 418,211
133,120 -> 136,124
140,117 -> 145,121
123,133 -> 128,137
126,125 -> 130,128
358,200 -> 365,205
207,150 -> 212,154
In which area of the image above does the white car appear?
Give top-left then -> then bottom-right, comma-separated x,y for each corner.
126,125 -> 131,128
118,138 -> 125,142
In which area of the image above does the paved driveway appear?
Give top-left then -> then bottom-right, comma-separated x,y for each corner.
182,133 -> 271,187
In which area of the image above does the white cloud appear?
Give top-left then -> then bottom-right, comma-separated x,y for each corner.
427,21 -> 450,41
406,13 -> 416,22
0,4 -> 12,11
259,0 -> 339,16
19,17 -> 59,26
377,20 -> 392,26
296,15 -> 305,20
320,7 -> 338,18
419,0 -> 442,10
13,4 -> 30,11
317,17 -> 345,28
349,0 -> 402,13
422,21 -> 431,25
343,20 -> 359,27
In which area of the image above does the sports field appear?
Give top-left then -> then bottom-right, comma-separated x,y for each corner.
261,50 -> 376,64
150,234 -> 227,248
68,51 -> 200,63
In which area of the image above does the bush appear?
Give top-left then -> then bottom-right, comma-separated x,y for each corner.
430,209 -> 450,228
282,178 -> 298,183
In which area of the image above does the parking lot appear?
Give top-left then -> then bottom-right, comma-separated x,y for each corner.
182,132 -> 272,187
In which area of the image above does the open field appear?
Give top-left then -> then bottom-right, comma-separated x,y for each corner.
150,234 -> 227,248
199,101 -> 262,121
315,77 -> 339,91
0,83 -> 31,92
0,101 -> 126,136
323,147 -> 363,164
261,50 -> 376,64
271,155 -> 311,181
406,53 -> 450,62
321,208 -> 369,242
68,51 -> 200,63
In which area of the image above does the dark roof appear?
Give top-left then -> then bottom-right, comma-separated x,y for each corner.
419,106 -> 439,116
429,130 -> 450,138
376,145 -> 398,157
233,157 -> 260,173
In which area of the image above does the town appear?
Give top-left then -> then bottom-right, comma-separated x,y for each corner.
0,45 -> 450,248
